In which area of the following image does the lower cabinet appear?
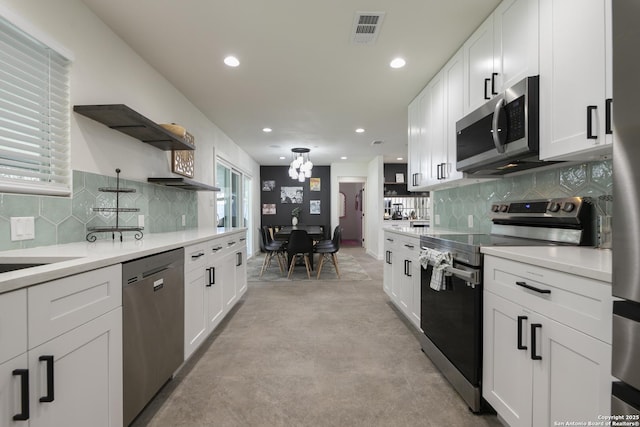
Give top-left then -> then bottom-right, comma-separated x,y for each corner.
383,230 -> 421,330
184,230 -> 247,361
1,266 -> 123,427
483,255 -> 612,427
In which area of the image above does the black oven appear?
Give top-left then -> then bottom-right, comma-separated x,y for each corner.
455,76 -> 550,176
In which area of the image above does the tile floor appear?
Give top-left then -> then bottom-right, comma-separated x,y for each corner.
131,247 -> 502,427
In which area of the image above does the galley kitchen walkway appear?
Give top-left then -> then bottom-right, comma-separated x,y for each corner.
131,247 -> 501,427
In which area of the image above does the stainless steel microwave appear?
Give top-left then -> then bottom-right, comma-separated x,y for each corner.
456,76 -> 553,176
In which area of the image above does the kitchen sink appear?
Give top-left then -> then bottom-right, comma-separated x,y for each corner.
0,257 -> 81,274
0,263 -> 46,273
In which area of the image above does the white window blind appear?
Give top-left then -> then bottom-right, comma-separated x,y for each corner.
0,14 -> 70,196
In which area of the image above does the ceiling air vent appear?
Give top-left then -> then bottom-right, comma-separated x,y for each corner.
351,12 -> 385,45
371,140 -> 384,146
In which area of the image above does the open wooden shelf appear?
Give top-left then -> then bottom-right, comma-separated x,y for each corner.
73,104 -> 195,151
147,177 -> 220,191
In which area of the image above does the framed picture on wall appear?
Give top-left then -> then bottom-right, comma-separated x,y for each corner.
262,203 -> 276,215
395,173 -> 405,183
310,177 -> 321,191
262,180 -> 276,191
281,186 -> 303,203
310,200 -> 321,215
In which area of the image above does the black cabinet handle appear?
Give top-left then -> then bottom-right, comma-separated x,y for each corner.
236,252 -> 243,267
404,244 -> 414,249
531,324 -> 542,360
484,78 -> 491,100
39,355 -> 54,402
436,163 -> 441,180
206,267 -> 214,287
517,316 -> 528,350
605,98 -> 613,135
191,252 -> 205,260
587,105 -> 597,139
12,369 -> 29,421
211,246 -> 223,253
516,281 -> 550,294
228,241 -> 236,246
491,72 -> 499,95
441,163 -> 447,180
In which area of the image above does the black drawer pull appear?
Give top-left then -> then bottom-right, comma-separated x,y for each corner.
236,252 -> 243,267
531,324 -> 542,360
491,72 -> 499,95
405,244 -> 414,249
587,105 -> 597,139
39,355 -> 54,402
484,78 -> 491,100
605,98 -> 613,135
206,267 -> 214,286
516,281 -> 550,294
517,316 -> 528,350
191,252 -> 205,260
12,369 -> 29,421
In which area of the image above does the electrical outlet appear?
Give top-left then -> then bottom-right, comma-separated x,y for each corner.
435,214 -> 440,225
10,217 -> 35,241
138,215 -> 144,228
181,214 -> 186,226
468,215 -> 474,228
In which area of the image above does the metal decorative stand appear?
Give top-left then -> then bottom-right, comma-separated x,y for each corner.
86,169 -> 144,242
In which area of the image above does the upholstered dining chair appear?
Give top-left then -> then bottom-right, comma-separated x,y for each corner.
286,229 -> 313,279
258,227 -> 285,276
314,226 -> 341,279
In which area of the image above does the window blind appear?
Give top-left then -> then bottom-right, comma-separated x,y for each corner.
0,14 -> 70,196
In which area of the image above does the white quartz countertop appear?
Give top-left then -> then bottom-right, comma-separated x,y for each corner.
0,228 -> 245,294
383,226 -> 468,238
481,246 -> 612,283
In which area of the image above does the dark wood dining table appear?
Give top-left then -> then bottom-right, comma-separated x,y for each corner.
274,225 -> 325,272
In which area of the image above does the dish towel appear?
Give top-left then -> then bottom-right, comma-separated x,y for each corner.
419,248 -> 453,291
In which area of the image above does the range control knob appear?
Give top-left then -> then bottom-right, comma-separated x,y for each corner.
547,202 -> 561,212
491,204 -> 500,213
499,204 -> 509,213
562,202 -> 576,212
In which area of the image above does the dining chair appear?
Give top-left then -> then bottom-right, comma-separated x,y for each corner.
286,229 -> 313,279
314,226 -> 341,279
258,227 -> 285,276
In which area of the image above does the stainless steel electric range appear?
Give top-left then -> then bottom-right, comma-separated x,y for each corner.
418,197 -> 595,412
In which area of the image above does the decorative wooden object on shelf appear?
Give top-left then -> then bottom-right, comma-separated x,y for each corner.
73,104 -> 195,151
86,169 -> 143,242
160,123 -> 196,178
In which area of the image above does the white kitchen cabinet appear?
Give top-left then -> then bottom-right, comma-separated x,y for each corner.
464,0 -> 539,114
183,242 -> 209,359
407,89 -> 429,190
539,0 -> 613,161
384,230 -> 421,330
28,308 -> 122,427
205,244 -> 225,333
1,266 -> 123,427
383,235 -> 395,297
235,237 -> 247,298
483,254 -> 612,426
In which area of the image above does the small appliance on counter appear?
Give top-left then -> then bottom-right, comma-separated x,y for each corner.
392,203 -> 404,220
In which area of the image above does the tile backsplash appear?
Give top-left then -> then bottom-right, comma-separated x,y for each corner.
432,160 -> 612,233
0,170 -> 198,251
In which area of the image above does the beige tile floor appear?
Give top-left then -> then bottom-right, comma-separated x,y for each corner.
131,247 -> 502,427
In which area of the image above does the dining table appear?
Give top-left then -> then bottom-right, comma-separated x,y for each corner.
274,225 -> 325,272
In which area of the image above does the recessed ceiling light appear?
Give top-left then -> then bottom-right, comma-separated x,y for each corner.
341,156 -> 348,160
224,56 -> 240,67
355,128 -> 365,133
397,157 -> 404,161
279,156 -> 286,160
263,127 -> 272,133
390,57 -> 406,69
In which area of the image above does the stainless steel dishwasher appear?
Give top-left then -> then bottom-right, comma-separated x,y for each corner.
122,247 -> 184,426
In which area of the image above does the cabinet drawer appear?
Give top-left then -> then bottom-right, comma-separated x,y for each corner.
28,264 -> 122,349
0,289 -> 27,364
484,255 -> 612,343
184,242 -> 208,272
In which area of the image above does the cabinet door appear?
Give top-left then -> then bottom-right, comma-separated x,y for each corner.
0,289 -> 27,365
407,94 -> 423,190
443,49 -> 465,183
483,292 -> 533,427
464,16 -> 495,113
409,255 -> 421,330
184,267 -> 207,360
235,244 -> 247,298
1,353 -> 29,427
221,251 -> 237,310
29,308 -> 122,427
425,72 -> 446,188
383,236 -> 395,297
493,0 -> 539,92
539,0 -> 612,160
206,258 -> 224,333
531,315 -> 611,426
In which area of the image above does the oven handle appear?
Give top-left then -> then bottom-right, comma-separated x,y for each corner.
420,247 -> 480,284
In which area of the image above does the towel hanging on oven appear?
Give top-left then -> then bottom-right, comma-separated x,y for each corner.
419,248 -> 453,291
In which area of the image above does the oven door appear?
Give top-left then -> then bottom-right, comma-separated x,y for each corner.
420,261 -> 482,386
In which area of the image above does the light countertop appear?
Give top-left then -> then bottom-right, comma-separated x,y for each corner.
0,228 -> 245,294
481,246 -> 612,283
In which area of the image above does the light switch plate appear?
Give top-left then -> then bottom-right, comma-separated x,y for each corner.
10,217 -> 35,241
181,214 -> 186,226
435,214 -> 440,225
468,215 -> 474,228
138,215 -> 145,228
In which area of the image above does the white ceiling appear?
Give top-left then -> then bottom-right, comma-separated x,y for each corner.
80,0 -> 500,166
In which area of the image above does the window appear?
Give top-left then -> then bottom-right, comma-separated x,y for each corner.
216,159 -> 253,254
0,13 -> 71,195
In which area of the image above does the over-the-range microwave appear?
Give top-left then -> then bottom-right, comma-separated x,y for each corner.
455,75 -> 556,176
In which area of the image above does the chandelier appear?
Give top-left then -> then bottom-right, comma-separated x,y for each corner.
288,147 -> 313,182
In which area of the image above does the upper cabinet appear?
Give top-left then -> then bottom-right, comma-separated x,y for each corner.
464,0 -> 539,114
539,0 -> 613,161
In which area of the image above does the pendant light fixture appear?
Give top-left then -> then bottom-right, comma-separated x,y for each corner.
288,147 -> 313,182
